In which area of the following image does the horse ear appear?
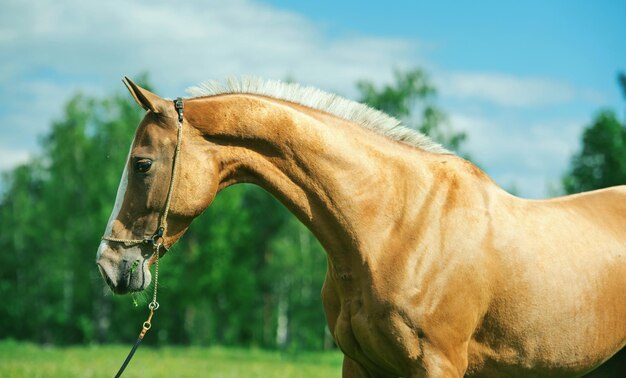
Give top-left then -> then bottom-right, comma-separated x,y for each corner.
122,76 -> 167,114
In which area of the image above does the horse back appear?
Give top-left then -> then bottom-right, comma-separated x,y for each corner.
469,185 -> 626,375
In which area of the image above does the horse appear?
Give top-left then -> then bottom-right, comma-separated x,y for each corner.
96,76 -> 625,377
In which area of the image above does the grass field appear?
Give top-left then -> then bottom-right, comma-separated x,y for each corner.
0,340 -> 343,377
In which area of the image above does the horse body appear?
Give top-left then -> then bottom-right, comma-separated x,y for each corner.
97,78 -> 625,377
473,188 -> 626,376
314,143 -> 626,376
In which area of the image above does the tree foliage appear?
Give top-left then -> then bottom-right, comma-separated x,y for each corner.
0,79 -> 148,343
563,74 -> 626,194
563,111 -> 626,193
357,69 -> 468,154
0,69 -> 463,349
0,75 -> 331,349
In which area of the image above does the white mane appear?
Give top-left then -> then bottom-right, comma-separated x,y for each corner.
186,77 -> 450,154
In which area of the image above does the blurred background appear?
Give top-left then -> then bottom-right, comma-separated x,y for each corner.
0,0 -> 624,376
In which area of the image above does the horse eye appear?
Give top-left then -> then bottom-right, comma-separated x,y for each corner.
134,159 -> 152,173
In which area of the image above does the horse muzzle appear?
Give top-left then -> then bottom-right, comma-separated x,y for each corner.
96,241 -> 152,294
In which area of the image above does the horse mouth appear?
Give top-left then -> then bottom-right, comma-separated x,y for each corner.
97,259 -> 149,295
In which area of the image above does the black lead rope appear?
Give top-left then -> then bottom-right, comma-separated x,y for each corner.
115,337 -> 143,378
114,303 -> 157,377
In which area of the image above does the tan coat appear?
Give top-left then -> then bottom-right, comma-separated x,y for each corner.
97,78 -> 625,377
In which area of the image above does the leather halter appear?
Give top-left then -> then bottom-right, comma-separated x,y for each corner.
103,97 -> 184,378
102,97 -> 184,250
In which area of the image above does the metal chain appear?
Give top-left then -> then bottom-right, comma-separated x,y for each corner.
150,244 -> 160,310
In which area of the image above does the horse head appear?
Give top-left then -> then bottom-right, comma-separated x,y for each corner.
96,78 -> 218,294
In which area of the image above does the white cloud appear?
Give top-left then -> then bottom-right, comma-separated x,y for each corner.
0,149 -> 31,172
449,112 -> 583,198
438,72 -> 604,107
0,0 -> 419,178
0,0 -> 417,94
0,0 -> 604,200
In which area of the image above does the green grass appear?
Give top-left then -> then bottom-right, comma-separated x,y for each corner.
0,340 -> 343,377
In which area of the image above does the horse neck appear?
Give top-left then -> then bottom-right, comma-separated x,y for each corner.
187,94 -> 444,272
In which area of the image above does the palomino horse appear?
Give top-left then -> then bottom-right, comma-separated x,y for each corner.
97,77 -> 625,377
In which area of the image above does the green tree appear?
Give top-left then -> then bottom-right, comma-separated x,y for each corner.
563,110 -> 626,193
0,69 -> 457,351
563,74 -> 626,194
0,163 -> 45,340
618,72 -> 626,100
0,76 -> 157,344
357,69 -> 468,154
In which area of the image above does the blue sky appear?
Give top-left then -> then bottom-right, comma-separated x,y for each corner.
1,0 -> 624,198
269,1 -> 624,85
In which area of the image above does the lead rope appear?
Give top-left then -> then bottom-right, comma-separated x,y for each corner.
114,245 -> 160,378
112,98 -> 184,378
